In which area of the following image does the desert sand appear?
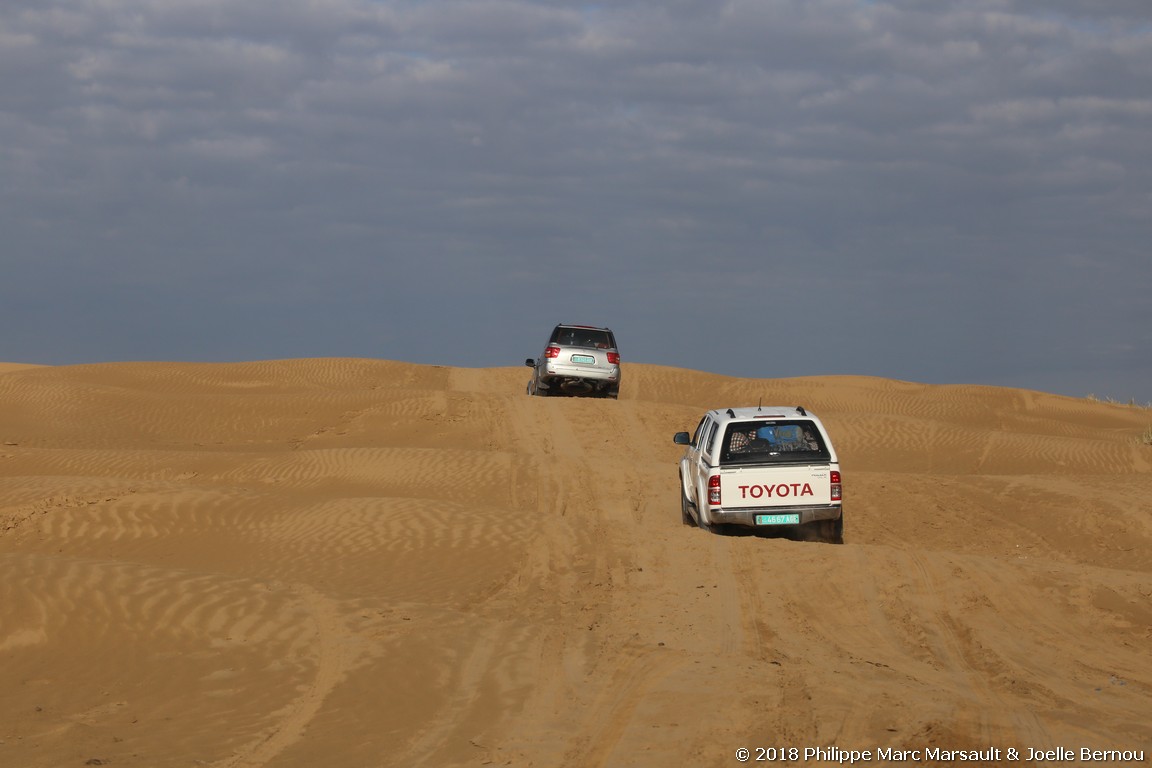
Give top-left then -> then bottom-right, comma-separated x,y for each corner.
1,359 -> 1149,768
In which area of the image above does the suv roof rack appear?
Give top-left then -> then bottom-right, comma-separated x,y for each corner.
796,406 -> 807,416
560,323 -> 611,330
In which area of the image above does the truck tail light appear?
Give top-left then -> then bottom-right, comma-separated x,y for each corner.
830,470 -> 842,501
544,345 -> 561,359
708,474 -> 721,505
606,352 -> 620,365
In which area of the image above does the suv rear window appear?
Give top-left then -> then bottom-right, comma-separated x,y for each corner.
550,327 -> 616,350
719,420 -> 830,465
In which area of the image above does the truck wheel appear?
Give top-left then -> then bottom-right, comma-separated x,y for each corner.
680,486 -> 697,527
818,515 -> 844,544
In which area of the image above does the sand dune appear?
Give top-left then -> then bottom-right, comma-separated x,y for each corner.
1,359 -> 1149,767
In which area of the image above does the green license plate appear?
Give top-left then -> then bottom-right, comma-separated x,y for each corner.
570,354 -> 595,364
755,513 -> 800,526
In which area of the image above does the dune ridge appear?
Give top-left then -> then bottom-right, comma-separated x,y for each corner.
1,359 -> 1149,767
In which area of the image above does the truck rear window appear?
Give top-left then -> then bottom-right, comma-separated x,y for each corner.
719,420 -> 831,465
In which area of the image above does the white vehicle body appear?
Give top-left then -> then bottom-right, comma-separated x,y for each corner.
673,406 -> 843,542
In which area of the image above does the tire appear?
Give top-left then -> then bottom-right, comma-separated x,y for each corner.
680,483 -> 697,527
818,514 -> 844,544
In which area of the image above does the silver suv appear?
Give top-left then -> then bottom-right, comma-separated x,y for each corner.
525,324 -> 621,398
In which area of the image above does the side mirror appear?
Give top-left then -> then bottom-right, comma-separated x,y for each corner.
673,432 -> 691,445
524,358 -> 536,367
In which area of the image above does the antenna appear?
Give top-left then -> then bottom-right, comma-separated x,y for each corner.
757,397 -> 762,412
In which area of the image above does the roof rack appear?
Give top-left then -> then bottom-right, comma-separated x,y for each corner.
796,406 -> 807,416
726,408 -> 736,418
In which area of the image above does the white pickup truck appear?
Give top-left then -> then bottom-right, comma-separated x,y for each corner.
673,406 -> 843,543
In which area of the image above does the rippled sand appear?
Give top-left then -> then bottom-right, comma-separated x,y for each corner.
1,359 -> 1149,767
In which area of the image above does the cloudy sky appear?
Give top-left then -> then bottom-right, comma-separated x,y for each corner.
3,0 -> 1150,401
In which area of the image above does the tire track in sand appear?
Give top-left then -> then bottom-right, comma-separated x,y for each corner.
211,583 -> 357,768
498,395 -> 690,768
898,550 -> 1057,747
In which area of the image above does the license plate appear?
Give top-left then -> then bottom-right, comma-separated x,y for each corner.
570,354 -> 595,364
755,513 -> 800,526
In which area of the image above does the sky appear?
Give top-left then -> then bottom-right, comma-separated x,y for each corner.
3,0 -> 1150,402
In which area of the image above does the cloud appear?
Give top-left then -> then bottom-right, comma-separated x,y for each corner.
1,0 -> 1149,399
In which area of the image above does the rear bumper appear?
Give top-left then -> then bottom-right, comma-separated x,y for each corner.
540,363 -> 620,394
543,362 -> 619,382
709,504 -> 841,527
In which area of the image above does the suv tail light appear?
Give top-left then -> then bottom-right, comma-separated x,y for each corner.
830,470 -> 842,501
606,352 -> 620,365
544,345 -> 561,359
708,474 -> 721,505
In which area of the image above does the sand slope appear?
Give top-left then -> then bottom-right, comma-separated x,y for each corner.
1,359 -> 1149,767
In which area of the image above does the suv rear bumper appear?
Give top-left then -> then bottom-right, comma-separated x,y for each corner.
540,375 -> 619,395
539,363 -> 620,395
543,362 -> 619,381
